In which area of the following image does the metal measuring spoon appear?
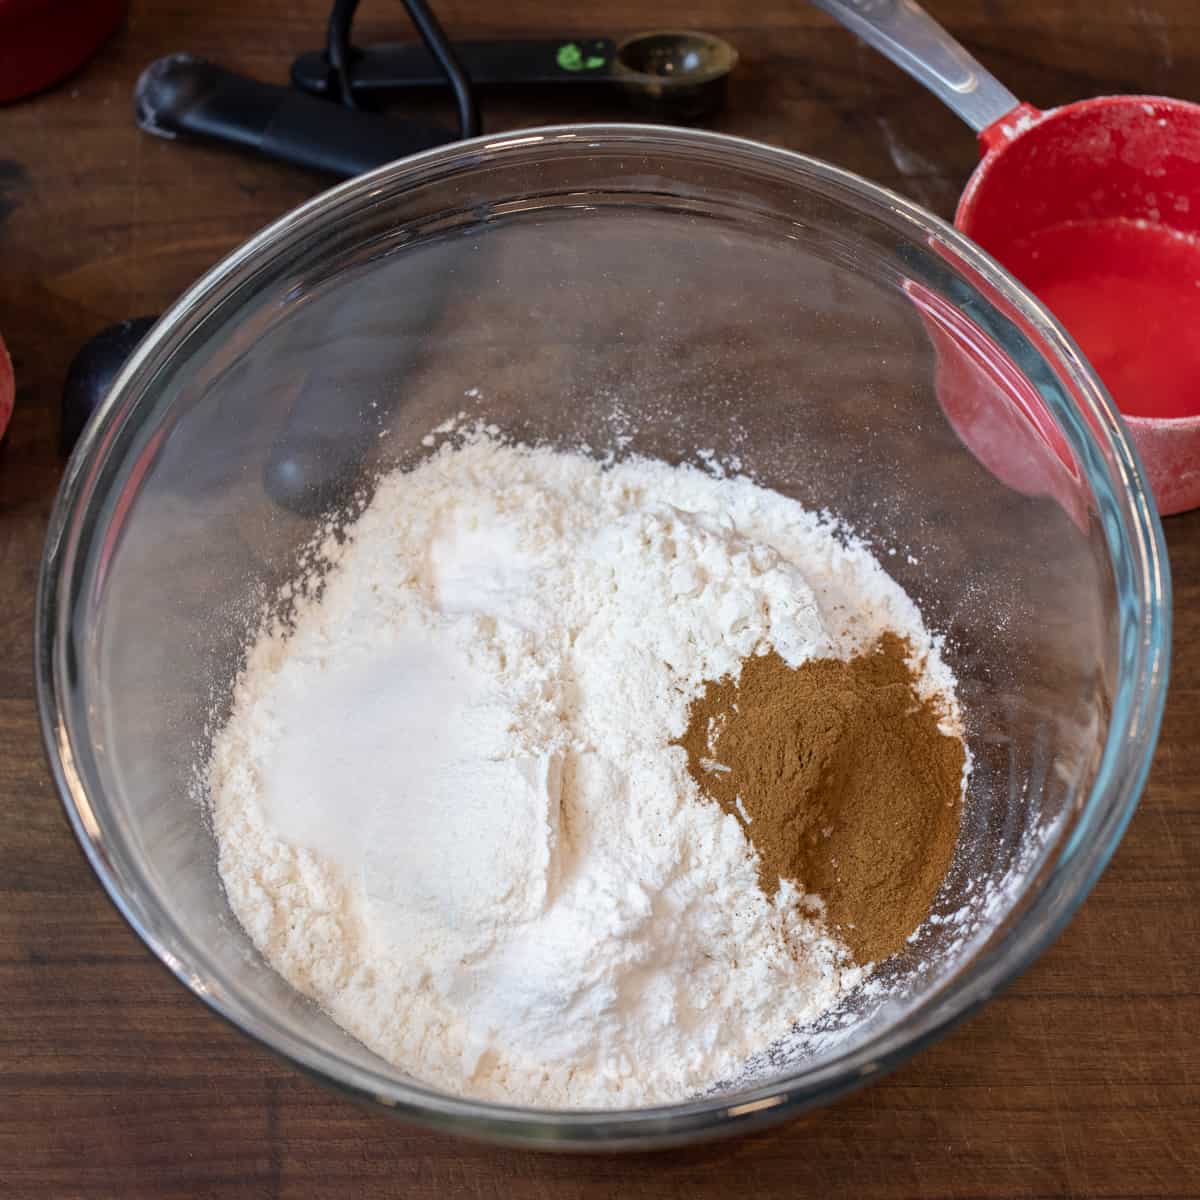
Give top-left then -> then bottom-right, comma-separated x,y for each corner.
291,30 -> 738,120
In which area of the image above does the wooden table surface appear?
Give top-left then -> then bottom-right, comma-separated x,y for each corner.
2,2 -> 1198,1196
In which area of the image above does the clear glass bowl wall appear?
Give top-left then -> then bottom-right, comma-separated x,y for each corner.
38,127 -> 1168,1149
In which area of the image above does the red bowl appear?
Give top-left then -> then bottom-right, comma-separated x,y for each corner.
0,0 -> 126,103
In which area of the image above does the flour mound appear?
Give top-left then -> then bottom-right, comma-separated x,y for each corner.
209,433 -> 954,1108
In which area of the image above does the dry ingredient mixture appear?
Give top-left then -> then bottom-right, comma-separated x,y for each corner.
208,429 -> 967,1109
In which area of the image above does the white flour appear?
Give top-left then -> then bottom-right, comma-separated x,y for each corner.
209,432 -> 958,1108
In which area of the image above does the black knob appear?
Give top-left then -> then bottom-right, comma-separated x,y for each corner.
61,316 -> 158,456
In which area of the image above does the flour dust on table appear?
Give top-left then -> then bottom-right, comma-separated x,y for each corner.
208,428 -> 966,1109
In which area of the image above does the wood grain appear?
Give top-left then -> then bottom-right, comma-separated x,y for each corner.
1,2 -> 1198,1196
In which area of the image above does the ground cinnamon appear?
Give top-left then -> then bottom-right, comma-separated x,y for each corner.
675,635 -> 964,964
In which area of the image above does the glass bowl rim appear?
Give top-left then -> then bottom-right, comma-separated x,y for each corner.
35,123 -> 1171,1148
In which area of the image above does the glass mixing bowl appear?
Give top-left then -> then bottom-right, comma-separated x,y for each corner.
37,126 -> 1169,1149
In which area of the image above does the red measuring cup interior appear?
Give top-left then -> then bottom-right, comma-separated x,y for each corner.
957,96 -> 1200,425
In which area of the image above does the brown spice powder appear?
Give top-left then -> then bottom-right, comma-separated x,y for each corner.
675,635 -> 964,964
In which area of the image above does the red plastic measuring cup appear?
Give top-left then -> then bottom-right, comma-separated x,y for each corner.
814,0 -> 1200,513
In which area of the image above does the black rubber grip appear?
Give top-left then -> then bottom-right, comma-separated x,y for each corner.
135,53 -> 455,177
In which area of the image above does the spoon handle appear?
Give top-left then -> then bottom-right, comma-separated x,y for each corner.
810,0 -> 1019,132
292,40 -> 621,94
135,55 -> 454,176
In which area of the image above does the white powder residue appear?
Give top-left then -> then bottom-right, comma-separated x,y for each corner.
209,432 -> 960,1109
